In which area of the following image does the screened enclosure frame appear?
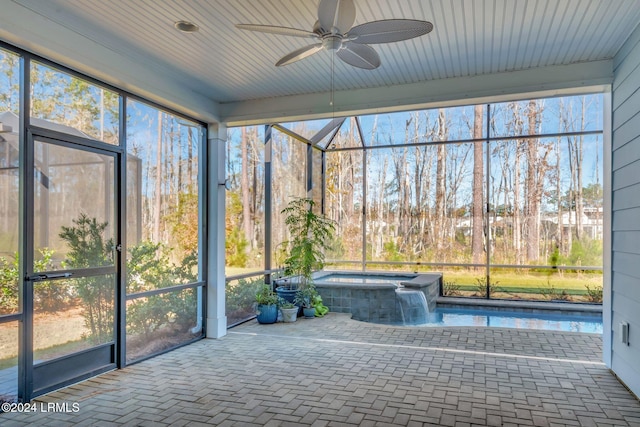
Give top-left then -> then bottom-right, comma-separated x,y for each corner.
0,40 -> 209,402
255,101 -> 604,298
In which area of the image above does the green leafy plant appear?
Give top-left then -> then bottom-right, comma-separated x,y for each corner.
278,297 -> 296,309
126,295 -> 171,336
255,283 -> 278,306
226,278 -> 266,325
294,284 -> 319,308
126,241 -> 174,293
566,238 -> 602,268
281,197 -> 336,290
125,241 -> 200,336
1,249 -> 73,314
224,192 -> 249,268
166,287 -> 197,330
59,214 -> 114,344
0,254 -> 19,314
33,248 -> 73,312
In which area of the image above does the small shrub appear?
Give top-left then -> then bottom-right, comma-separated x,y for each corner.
539,281 -> 571,301
566,238 -> 602,268
34,249 -> 73,312
226,277 -> 264,324
127,295 -> 171,336
126,242 -> 201,336
1,250 -> 73,314
584,283 -> 603,303
126,241 -> 174,293
382,240 -> 404,262
442,280 -> 462,296
169,288 -> 198,330
227,278 -> 264,311
0,255 -> 19,314
474,276 -> 500,297
59,214 -> 115,344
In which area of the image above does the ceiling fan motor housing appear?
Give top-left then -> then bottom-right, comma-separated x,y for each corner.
323,35 -> 343,50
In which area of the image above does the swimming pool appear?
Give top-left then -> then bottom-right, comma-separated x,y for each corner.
379,306 -> 603,334
311,271 -> 602,333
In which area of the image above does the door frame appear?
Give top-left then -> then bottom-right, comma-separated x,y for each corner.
19,126 -> 125,400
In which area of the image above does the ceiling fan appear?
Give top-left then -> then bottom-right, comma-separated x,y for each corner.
236,0 -> 433,70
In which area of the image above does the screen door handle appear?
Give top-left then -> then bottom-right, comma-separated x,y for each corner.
26,272 -> 73,282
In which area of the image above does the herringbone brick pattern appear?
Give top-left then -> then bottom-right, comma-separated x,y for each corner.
2,313 -> 639,426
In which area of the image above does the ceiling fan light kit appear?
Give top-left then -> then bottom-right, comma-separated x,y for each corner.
236,0 -> 433,70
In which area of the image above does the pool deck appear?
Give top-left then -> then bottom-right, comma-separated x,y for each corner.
2,313 -> 639,426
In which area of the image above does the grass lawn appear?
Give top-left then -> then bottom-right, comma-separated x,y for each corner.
442,270 -> 602,294
226,265 -> 602,297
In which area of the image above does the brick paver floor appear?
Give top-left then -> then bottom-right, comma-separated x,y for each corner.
2,313 -> 639,426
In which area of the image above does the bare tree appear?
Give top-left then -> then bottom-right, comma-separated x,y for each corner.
153,110 -> 163,242
472,105 -> 484,266
434,109 -> 447,254
524,100 -> 552,262
241,127 -> 251,253
564,98 -> 586,242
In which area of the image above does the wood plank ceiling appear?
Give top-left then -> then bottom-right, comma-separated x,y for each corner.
2,0 -> 640,124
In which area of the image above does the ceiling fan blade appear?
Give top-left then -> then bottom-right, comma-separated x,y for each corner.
347,19 -> 433,44
235,24 -> 316,38
318,0 -> 356,34
276,43 -> 324,66
337,42 -> 380,70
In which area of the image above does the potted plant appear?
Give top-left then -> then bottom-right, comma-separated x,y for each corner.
254,283 -> 278,324
275,197 -> 336,304
278,297 -> 298,323
294,285 -> 317,318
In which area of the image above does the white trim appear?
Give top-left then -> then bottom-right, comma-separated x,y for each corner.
221,61 -> 612,126
603,89 -> 613,368
206,123 -> 228,338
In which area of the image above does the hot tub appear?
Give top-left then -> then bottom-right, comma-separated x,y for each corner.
312,271 -> 442,323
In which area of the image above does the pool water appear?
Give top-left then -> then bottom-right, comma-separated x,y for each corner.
394,307 -> 603,334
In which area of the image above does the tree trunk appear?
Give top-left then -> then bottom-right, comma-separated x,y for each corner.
435,109 -> 447,254
153,111 -> 163,243
241,127 -> 251,252
575,99 -> 586,241
525,119 -> 539,260
472,105 -> 484,266
187,127 -> 194,188
514,141 -> 522,264
525,100 -> 543,262
555,137 -> 563,254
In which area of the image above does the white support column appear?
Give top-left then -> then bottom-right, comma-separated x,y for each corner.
602,90 -> 612,367
206,123 -> 227,338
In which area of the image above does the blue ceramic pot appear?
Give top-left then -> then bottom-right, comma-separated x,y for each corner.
256,304 -> 278,324
275,287 -> 297,304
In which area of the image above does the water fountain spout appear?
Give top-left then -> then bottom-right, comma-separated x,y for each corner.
395,288 -> 429,325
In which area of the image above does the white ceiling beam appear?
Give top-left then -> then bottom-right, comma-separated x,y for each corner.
221,60 -> 613,126
0,1 -> 220,124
